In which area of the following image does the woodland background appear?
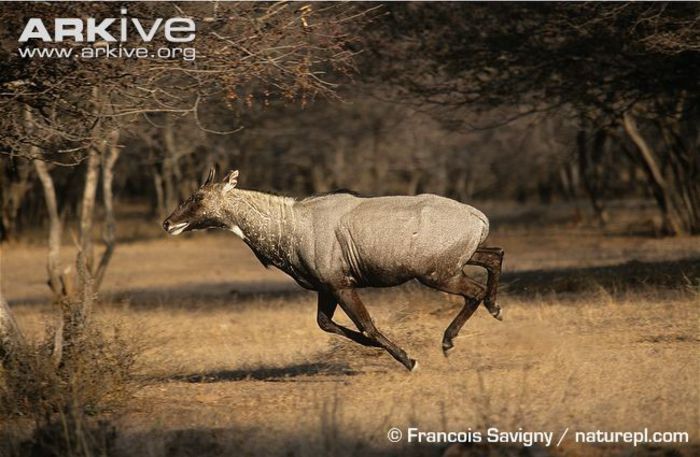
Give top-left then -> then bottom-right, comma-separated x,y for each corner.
0,3 -> 698,457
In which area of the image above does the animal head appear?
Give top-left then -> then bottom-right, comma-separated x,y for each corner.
162,169 -> 239,235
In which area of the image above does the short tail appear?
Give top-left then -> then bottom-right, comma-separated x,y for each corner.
467,207 -> 490,245
479,223 -> 489,245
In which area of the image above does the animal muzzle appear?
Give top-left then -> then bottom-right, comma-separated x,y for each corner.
163,219 -> 189,235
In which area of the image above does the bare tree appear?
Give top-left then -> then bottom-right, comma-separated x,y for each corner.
1,2 -> 370,365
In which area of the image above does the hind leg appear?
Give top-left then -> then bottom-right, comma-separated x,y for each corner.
420,274 -> 486,356
467,247 -> 504,320
442,297 -> 481,356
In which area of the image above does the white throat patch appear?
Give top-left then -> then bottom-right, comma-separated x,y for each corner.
230,225 -> 246,240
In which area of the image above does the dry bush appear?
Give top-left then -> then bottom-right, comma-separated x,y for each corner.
0,321 -> 137,457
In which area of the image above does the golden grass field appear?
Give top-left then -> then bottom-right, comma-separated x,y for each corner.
1,225 -> 699,456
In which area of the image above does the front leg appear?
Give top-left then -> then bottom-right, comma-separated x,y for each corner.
316,291 -> 381,347
334,288 -> 416,371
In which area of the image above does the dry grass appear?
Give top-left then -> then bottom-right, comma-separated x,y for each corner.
0,319 -> 137,457
1,229 -> 699,456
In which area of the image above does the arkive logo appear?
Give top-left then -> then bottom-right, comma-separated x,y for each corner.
18,8 -> 196,43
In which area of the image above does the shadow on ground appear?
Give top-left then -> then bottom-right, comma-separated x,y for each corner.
502,257 -> 700,297
9,257 -> 699,310
103,280 -> 310,310
4,423 -> 697,457
160,361 -> 358,384
110,427 -> 700,457
119,256 -> 698,308
9,280 -> 310,309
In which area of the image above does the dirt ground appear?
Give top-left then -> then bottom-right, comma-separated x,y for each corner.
2,226 -> 699,456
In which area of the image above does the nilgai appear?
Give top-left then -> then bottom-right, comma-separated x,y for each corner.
163,169 -> 504,371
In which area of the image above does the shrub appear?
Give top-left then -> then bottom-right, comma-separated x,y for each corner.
0,321 -> 137,456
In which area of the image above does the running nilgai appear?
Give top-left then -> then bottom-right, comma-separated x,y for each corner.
163,169 -> 504,370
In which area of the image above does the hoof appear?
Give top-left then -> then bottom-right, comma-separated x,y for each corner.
408,359 -> 418,372
491,307 -> 503,321
442,340 -> 454,357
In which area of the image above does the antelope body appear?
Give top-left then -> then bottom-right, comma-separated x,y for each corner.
163,170 -> 504,370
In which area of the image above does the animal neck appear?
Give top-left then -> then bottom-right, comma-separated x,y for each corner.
221,189 -> 298,269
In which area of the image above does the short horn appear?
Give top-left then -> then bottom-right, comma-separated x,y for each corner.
203,168 -> 215,186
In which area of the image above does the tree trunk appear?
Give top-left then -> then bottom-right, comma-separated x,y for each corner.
0,252 -> 24,364
0,158 -> 33,242
371,121 -> 388,195
34,159 -> 71,365
623,112 -> 685,235
406,170 -> 422,195
34,160 -> 66,297
577,128 -> 609,227
311,165 -> 332,193
94,130 -> 120,290
658,120 -> 700,234
152,165 -> 166,219
72,145 -> 100,325
79,147 -> 100,275
73,86 -> 107,315
162,114 -> 180,211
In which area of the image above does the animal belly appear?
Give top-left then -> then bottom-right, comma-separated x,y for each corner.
341,225 -> 481,286
354,264 -> 418,287
352,244 -> 465,287
341,235 -> 433,287
336,232 -> 412,287
338,199 -> 486,286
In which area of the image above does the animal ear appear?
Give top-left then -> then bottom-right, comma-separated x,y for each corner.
203,168 -> 215,186
223,170 -> 239,193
